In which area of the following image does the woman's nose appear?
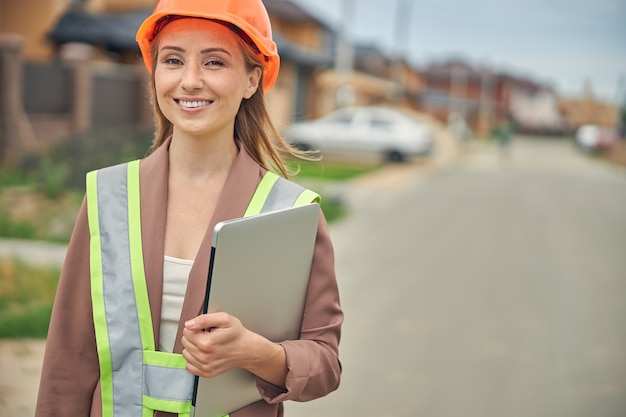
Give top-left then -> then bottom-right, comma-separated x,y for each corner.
181,64 -> 203,90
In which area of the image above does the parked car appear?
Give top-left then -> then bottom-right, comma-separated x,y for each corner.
286,106 -> 435,162
575,124 -> 619,152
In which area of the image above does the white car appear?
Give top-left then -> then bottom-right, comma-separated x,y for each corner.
286,106 -> 435,162
575,124 -> 619,152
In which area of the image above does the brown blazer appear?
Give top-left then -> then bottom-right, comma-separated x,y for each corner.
36,139 -> 343,417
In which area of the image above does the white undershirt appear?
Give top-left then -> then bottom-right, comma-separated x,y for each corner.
160,255 -> 193,352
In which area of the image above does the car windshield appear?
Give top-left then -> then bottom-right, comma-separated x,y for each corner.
369,114 -> 394,130
324,109 -> 354,125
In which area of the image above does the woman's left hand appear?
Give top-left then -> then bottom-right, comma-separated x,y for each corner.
181,312 -> 252,378
181,312 -> 288,387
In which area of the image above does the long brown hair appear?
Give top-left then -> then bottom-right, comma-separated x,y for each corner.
146,19 -> 314,179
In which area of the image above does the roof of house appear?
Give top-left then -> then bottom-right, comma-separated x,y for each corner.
275,35 -> 333,67
47,9 -> 150,52
264,0 -> 313,21
264,0 -> 335,30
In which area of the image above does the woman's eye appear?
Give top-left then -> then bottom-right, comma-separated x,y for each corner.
205,58 -> 225,67
163,56 -> 183,65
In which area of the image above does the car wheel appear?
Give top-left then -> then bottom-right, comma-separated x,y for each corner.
386,150 -> 405,163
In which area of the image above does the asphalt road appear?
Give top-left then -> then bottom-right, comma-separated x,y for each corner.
286,137 -> 626,417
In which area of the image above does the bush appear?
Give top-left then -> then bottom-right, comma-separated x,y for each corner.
15,125 -> 153,193
0,305 -> 53,338
0,208 -> 38,240
0,258 -> 60,339
38,156 -> 70,199
320,197 -> 347,223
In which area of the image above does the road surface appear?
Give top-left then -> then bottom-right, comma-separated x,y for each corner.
287,137 -> 626,417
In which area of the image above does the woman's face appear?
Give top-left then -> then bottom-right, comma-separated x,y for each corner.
154,18 -> 261,140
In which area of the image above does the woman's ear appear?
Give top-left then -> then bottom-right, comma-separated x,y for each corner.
244,67 -> 262,99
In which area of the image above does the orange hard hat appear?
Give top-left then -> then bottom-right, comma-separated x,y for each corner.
136,0 -> 280,91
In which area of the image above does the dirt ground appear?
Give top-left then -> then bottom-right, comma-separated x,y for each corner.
607,140 -> 626,166
0,339 -> 45,417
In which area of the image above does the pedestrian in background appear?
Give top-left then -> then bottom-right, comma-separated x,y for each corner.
493,118 -> 514,159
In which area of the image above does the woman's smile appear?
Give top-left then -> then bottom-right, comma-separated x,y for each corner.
176,99 -> 213,109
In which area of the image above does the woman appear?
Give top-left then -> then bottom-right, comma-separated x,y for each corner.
35,1 -> 342,416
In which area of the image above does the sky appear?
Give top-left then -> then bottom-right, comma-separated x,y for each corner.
293,0 -> 626,105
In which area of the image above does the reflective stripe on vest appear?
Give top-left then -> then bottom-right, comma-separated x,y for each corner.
86,160 -> 320,417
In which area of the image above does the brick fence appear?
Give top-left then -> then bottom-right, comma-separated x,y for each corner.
0,37 -> 152,167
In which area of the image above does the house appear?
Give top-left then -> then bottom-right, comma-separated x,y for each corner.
418,59 -> 570,137
262,0 -> 335,126
508,80 -> 566,135
0,0 -> 155,166
0,0 -> 154,62
558,83 -> 620,132
265,1 -> 425,121
418,60 -> 503,137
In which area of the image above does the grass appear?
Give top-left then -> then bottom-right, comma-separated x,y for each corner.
0,169 -> 32,188
0,258 -> 60,339
289,158 -> 382,181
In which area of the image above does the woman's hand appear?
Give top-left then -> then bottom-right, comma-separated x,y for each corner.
182,312 -> 288,387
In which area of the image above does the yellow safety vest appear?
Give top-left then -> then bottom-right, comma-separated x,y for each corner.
86,160 -> 319,417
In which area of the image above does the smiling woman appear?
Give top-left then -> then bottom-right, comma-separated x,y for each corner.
153,19 -> 262,153
35,1 -> 343,417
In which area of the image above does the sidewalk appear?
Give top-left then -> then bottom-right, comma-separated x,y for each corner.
0,239 -> 65,416
0,238 -> 67,267
0,340 -> 46,417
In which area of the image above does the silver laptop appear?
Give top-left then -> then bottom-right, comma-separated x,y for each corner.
191,203 -> 321,417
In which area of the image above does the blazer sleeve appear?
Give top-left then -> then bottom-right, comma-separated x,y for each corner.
256,212 -> 343,403
35,198 -> 100,417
